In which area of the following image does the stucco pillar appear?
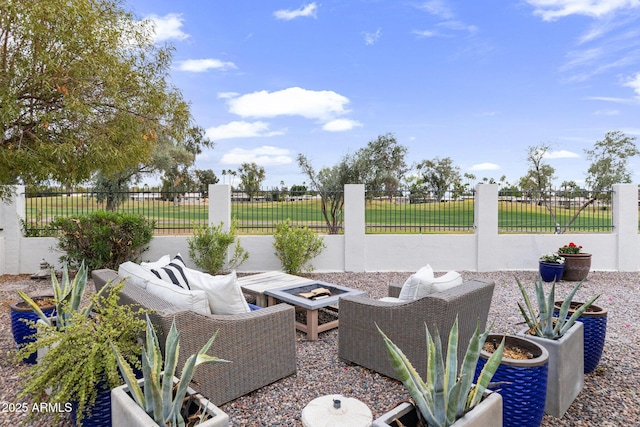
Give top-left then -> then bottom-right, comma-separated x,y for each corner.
210,184 -> 231,231
612,184 -> 638,271
475,184 -> 499,272
0,185 -> 24,274
344,184 -> 365,272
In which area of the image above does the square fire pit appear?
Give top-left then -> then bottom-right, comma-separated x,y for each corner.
265,281 -> 366,340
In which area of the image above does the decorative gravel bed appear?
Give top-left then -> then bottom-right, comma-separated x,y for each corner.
1,270 -> 638,426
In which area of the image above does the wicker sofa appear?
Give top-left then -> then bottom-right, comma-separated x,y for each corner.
92,269 -> 297,405
338,278 -> 495,381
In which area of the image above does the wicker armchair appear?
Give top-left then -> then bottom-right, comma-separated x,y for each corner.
338,279 -> 495,381
92,269 -> 297,405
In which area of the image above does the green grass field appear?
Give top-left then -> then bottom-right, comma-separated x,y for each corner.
24,195 -> 616,235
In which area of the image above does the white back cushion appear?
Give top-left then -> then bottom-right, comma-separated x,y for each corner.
186,270 -> 250,315
414,264 -> 436,298
398,275 -> 421,300
144,276 -> 210,315
118,261 -> 160,289
141,255 -> 171,269
431,271 -> 463,293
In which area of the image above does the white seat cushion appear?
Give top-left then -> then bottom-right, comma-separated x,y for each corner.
186,270 -> 250,315
378,297 -> 406,304
144,275 -> 210,315
118,261 -> 160,289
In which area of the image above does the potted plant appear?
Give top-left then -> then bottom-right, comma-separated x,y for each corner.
16,282 -> 147,427
515,276 -> 599,417
554,300 -> 608,374
475,334 -> 549,427
110,314 -> 230,427
538,253 -> 565,282
558,242 -> 591,281
10,293 -> 55,363
373,318 -> 505,427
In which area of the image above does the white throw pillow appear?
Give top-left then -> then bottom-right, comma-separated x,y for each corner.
118,261 -> 160,289
141,255 -> 171,269
398,275 -> 421,300
144,276 -> 210,315
431,271 -> 463,293
186,270 -> 250,315
414,264 -> 436,298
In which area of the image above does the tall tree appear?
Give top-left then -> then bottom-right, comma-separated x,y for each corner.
238,162 -> 266,201
0,0 -> 194,200
415,157 -> 462,202
297,153 -> 358,234
353,133 -> 408,199
585,130 -> 639,191
519,143 -> 556,196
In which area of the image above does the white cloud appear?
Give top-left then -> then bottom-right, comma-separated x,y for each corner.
624,72 -> 640,97
218,92 -> 240,99
206,121 -> 285,140
593,109 -> 621,115
412,29 -> 439,38
364,28 -> 382,45
526,0 -> 640,21
322,119 -> 363,132
469,163 -> 500,171
544,150 -> 580,159
274,3 -> 318,21
418,0 -> 454,19
220,146 -> 293,166
146,14 -> 189,42
227,87 -> 351,121
177,59 -> 237,72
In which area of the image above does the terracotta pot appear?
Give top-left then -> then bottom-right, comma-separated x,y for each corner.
560,253 -> 591,281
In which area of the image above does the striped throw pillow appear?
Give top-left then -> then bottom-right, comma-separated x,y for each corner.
149,254 -> 191,289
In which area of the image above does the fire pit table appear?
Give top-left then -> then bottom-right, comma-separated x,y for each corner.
265,281 -> 366,340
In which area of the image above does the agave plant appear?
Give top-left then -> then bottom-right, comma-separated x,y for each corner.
516,276 -> 599,339
111,314 -> 230,427
377,317 -> 504,427
17,261 -> 106,329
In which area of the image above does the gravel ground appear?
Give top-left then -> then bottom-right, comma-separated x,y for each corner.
1,270 -> 639,426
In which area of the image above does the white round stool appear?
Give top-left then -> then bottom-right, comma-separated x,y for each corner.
301,394 -> 373,427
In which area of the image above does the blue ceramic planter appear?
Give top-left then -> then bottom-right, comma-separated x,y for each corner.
538,261 -> 564,282
10,296 -> 55,364
554,301 -> 607,374
475,335 -> 549,427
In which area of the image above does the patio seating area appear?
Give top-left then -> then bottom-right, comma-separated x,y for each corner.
1,270 -> 639,426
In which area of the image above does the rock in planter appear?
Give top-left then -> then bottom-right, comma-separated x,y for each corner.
517,322 -> 584,418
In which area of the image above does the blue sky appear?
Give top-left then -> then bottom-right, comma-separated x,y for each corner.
127,0 -> 640,189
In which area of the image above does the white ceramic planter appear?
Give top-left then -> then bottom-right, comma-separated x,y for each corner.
111,376 -> 230,427
372,391 -> 502,427
517,321 -> 584,418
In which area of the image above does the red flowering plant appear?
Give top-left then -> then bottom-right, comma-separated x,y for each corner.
558,242 -> 583,254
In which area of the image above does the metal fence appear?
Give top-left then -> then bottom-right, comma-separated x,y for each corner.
24,189 -> 208,235
497,189 -> 614,233
23,186 -> 618,236
364,190 -> 475,234
231,189 -> 337,234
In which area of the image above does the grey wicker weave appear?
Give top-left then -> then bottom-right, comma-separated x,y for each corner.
338,279 -> 495,381
92,269 -> 297,406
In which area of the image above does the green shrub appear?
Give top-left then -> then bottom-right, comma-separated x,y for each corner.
51,211 -> 154,271
273,219 -> 325,274
187,220 -> 248,274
